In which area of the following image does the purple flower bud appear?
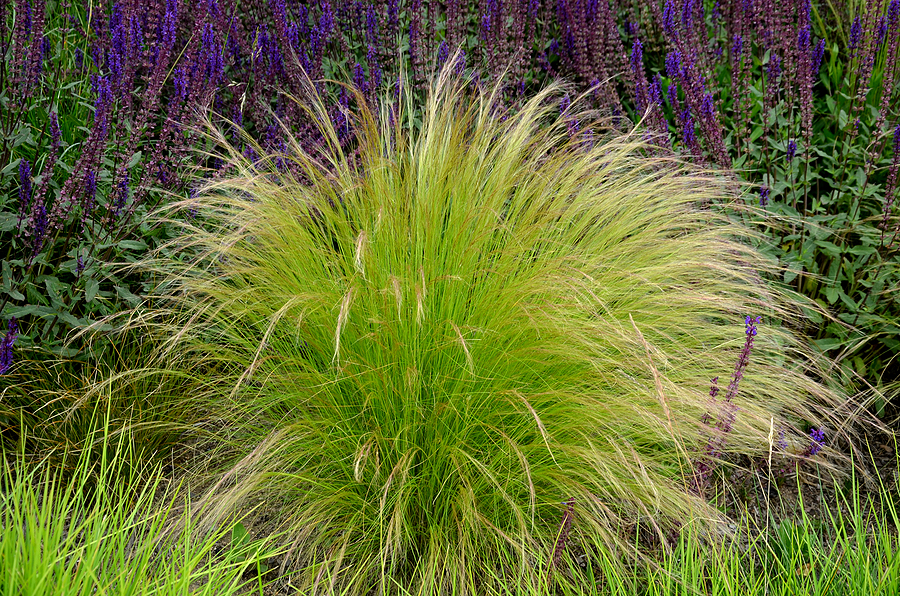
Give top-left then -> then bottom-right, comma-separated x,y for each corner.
76,255 -> 85,275
667,81 -> 678,107
877,16 -> 888,47
811,39 -> 826,76
798,25 -> 810,52
631,37 -> 643,69
437,40 -> 449,69
759,185 -> 770,207
50,111 -> 60,148
776,427 -> 788,451
649,74 -> 663,107
849,16 -> 862,54
666,50 -> 682,81
0,318 -> 19,375
560,93 -> 571,115
681,0 -> 695,28
787,139 -> 797,161
891,0 -> 900,27
454,50 -> 466,76
732,34 -> 742,61
75,47 -> 84,68
893,123 -> 900,156
366,3 -> 378,45
114,178 -> 128,216
663,0 -> 678,37
367,47 -> 381,89
744,315 -> 761,335
808,428 -> 825,456
30,199 -> 47,256
83,170 -> 97,217
18,159 -> 32,215
700,93 -> 715,120
709,376 -> 720,399
353,61 -> 367,94
767,53 -> 781,83
682,108 -> 696,147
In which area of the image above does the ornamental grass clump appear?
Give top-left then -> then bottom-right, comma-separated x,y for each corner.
112,63 -> 858,594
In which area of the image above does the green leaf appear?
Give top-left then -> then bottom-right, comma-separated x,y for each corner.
812,337 -> 843,352
126,151 -> 142,169
231,522 -> 250,547
117,239 -> 148,251
0,213 -> 19,233
115,285 -> 141,306
86,278 -> 99,303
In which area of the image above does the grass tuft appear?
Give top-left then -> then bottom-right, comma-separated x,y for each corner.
89,59 -> 871,594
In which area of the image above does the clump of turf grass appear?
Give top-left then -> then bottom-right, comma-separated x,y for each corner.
104,60 -> 867,595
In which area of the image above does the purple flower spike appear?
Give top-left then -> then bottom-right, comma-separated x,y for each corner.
437,40 -> 449,69
808,428 -> 825,456
811,39 -> 826,76
787,139 -> 797,161
454,50 -> 466,76
732,34 -> 742,61
18,159 -> 32,214
849,16 -> 862,54
759,186 -> 770,207
0,318 -> 19,375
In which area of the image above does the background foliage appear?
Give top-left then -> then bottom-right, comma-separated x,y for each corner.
1,0 -> 898,420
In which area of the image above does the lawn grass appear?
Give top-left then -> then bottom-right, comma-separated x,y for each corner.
1,404 -> 897,596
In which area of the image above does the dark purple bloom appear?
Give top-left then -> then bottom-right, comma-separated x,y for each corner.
877,16 -> 889,47
787,139 -> 797,161
807,428 -> 825,456
353,61 -> 366,94
776,427 -> 788,451
681,108 -> 696,148
700,93 -> 715,120
83,170 -> 97,220
113,178 -> 129,216
75,46 -> 84,68
437,40 -> 449,69
173,67 -> 188,101
454,50 -> 466,76
367,46 -> 382,90
18,159 -> 32,215
50,111 -> 60,148
666,50 -> 682,81
662,0 -> 678,38
798,25 -> 810,53
76,255 -> 85,275
894,122 -> 900,156
759,185 -> 770,207
649,74 -> 663,108
560,93 -> 571,115
0,318 -> 18,375
732,34 -> 742,61
365,3 -> 378,46
812,39 -> 826,75
767,53 -> 781,84
681,0 -> 695,28
667,80 -> 678,108
849,16 -> 862,54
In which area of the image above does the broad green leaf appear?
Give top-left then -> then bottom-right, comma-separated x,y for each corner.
86,278 -> 99,303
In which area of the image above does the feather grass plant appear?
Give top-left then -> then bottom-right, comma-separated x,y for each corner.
94,59 -> 867,594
